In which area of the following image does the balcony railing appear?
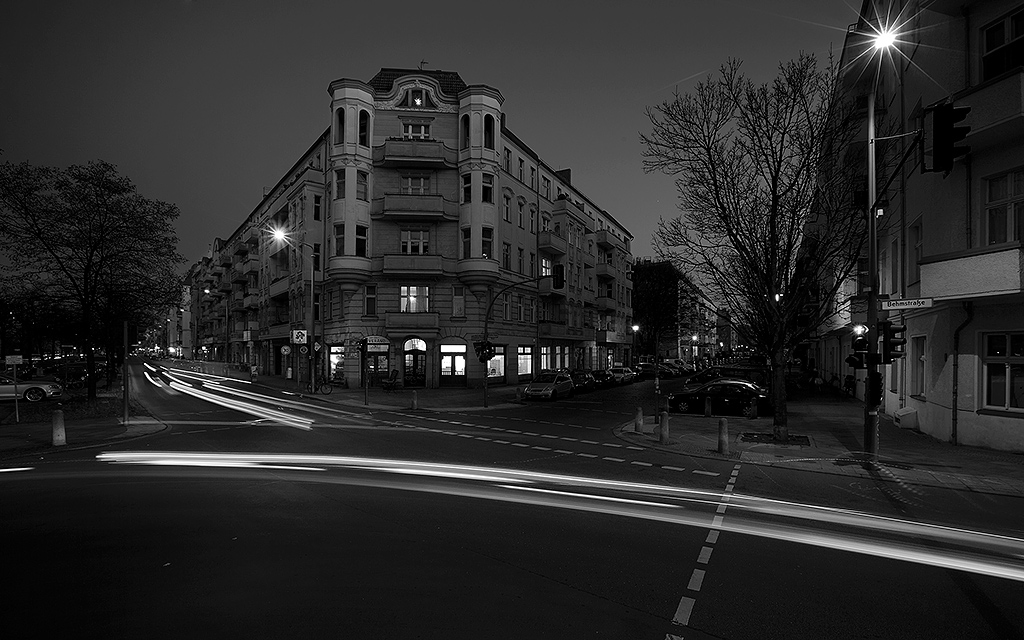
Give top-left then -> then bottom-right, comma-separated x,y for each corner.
539,278 -> 566,298
385,311 -> 440,333
538,231 -> 567,256
595,262 -> 616,280
268,276 -> 290,299
920,242 -> 1023,300
596,296 -> 617,311
382,254 -> 444,276
957,70 -> 1023,150
373,138 -> 458,168
540,321 -> 594,341
375,193 -> 458,220
594,229 -> 625,251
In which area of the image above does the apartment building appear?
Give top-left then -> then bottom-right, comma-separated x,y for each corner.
820,1 -> 1024,451
188,68 -> 633,388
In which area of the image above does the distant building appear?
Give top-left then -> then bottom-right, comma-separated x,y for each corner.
186,68 -> 633,387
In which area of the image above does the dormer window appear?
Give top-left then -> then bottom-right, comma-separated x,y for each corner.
398,88 -> 436,109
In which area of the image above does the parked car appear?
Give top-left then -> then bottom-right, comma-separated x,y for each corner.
683,365 -> 771,388
608,367 -> 636,384
523,372 -> 575,400
0,374 -> 64,402
667,378 -> 772,416
569,370 -> 596,393
591,370 -> 616,388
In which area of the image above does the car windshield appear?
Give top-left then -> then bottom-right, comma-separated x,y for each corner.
533,373 -> 557,383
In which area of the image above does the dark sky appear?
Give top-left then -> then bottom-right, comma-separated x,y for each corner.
1,1 -> 860,266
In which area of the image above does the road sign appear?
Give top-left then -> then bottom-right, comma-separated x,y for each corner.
292,330 -> 308,344
314,341 -> 322,351
5,355 -> 23,365
281,345 -> 292,355
299,345 -> 308,355
882,298 -> 933,311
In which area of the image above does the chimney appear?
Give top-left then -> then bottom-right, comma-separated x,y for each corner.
555,168 -> 571,185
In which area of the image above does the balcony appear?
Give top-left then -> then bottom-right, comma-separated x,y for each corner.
538,231 -> 567,256
231,268 -> 247,284
217,279 -> 233,293
244,257 -> 259,275
327,255 -> 373,293
375,193 -> 457,221
233,241 -> 249,256
243,294 -> 258,308
373,138 -> 458,169
580,249 -> 595,269
230,291 -> 245,308
243,227 -> 260,246
596,296 -> 617,311
385,311 -> 440,336
539,321 -> 594,341
580,287 -> 596,306
594,229 -> 625,251
596,329 -> 632,344
268,276 -> 290,299
218,253 -> 233,266
382,254 -> 444,277
456,258 -> 499,296
920,242 -> 1023,300
595,262 -> 616,280
957,70 -> 1023,151
539,278 -> 566,298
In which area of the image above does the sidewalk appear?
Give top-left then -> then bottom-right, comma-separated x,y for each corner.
614,396 -> 1024,497
0,415 -> 166,461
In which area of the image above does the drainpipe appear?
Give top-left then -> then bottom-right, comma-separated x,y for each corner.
950,301 -> 974,445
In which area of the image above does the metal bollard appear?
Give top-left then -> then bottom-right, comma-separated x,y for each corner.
747,398 -> 758,419
52,409 -> 66,446
515,387 -> 522,402
634,407 -> 644,433
658,411 -> 670,444
412,390 -> 418,410
704,396 -> 712,417
718,417 -> 729,455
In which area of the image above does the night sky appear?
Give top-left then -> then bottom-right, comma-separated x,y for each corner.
1,1 -> 860,266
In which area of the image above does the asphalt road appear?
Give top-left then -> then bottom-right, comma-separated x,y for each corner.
2,361 -> 1022,639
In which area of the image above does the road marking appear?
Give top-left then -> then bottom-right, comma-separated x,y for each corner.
581,440 -> 599,444
672,597 -> 695,626
493,440 -> 509,444
532,446 -> 551,451
506,429 -> 522,434
688,569 -> 706,592
554,450 -> 574,454
523,432 -> 540,436
712,515 -> 724,528
706,530 -> 719,544
561,437 -> 578,442
663,465 -> 685,472
697,546 -> 713,564
692,470 -> 719,477
541,434 -> 559,439
601,443 -> 623,448
626,446 -> 644,450
475,437 -> 491,441
724,485 -> 734,492
603,457 -> 625,462
578,453 -> 597,458
512,443 -> 529,448
631,461 -> 653,467
716,504 -> 728,514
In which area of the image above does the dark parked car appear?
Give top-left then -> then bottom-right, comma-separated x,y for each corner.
569,370 -> 597,392
683,365 -> 771,388
667,378 -> 772,416
591,370 -> 616,388
634,363 -> 675,379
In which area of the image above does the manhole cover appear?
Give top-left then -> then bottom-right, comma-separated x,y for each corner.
739,433 -> 811,446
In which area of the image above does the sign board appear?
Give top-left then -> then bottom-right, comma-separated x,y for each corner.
364,335 -> 389,345
281,345 -> 292,356
299,345 -> 308,355
5,355 -> 23,365
292,330 -> 308,344
367,344 -> 388,353
314,342 -> 322,351
882,298 -> 933,311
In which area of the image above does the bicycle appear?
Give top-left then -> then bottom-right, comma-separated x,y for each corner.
305,379 -> 333,395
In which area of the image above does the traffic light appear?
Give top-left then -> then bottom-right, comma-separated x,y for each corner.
483,341 -> 496,361
846,325 -> 869,369
473,341 -> 485,362
930,103 -> 971,174
552,263 -> 565,289
867,370 -> 884,406
880,320 -> 907,364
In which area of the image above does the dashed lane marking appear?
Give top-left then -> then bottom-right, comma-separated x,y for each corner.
631,461 -> 653,467
603,457 -> 625,463
692,470 -> 719,477
672,598 -> 696,627
687,569 -> 706,592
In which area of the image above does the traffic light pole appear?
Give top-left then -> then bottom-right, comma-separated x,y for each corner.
865,85 -> 880,460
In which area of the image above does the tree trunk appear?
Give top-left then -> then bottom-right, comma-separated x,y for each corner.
771,352 -> 789,442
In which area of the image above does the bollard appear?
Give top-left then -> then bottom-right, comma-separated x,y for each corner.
52,409 -> 66,446
747,398 -> 758,419
412,390 -> 418,410
704,396 -> 712,417
658,411 -> 670,444
718,417 -> 729,455
634,407 -> 644,433
515,387 -> 522,402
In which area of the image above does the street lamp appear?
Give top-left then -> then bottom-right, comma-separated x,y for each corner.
272,228 -> 317,392
631,324 -> 639,367
203,287 -> 229,363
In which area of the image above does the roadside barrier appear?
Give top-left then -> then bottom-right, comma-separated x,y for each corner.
52,409 -> 66,446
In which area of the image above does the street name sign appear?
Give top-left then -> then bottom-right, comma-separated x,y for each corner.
5,355 -> 24,365
882,298 -> 933,311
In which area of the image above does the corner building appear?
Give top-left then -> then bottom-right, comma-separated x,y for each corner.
194,68 -> 634,389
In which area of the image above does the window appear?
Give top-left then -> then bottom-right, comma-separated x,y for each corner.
324,288 -> 334,320
334,224 -> 345,256
502,243 -> 511,269
984,332 -> 1024,410
911,335 -> 926,396
518,248 -> 524,274
910,220 -> 922,283
461,174 -> 472,203
529,252 -> 536,277
482,228 -> 493,259
335,170 -> 345,200
502,293 -> 510,320
518,202 -> 524,228
542,215 -> 550,232
530,167 -> 536,189
484,114 -> 495,150
313,195 -> 322,221
529,207 -> 535,233
401,286 -> 430,313
985,169 -> 1024,245
356,171 -> 368,201
482,174 -> 494,203
518,158 -> 524,182
982,8 -> 1024,82
518,346 -> 533,376
453,285 -> 465,317
503,195 -> 511,222
401,230 -> 428,254
460,115 -> 470,150
355,225 -> 367,257
402,176 -> 429,195
313,243 -> 321,271
515,295 -> 522,321
487,345 -> 504,378
364,284 -> 377,316
503,149 -> 511,172
335,109 -> 344,144
541,257 -> 552,277
399,88 -> 433,109
402,123 -> 430,139
543,177 -> 551,199
462,228 -> 471,259
358,110 -> 369,146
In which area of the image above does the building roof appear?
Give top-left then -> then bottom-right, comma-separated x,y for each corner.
367,68 -> 468,97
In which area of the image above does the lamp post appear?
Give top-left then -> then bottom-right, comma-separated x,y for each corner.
273,229 -> 317,393
203,288 -> 229,364
631,324 -> 639,367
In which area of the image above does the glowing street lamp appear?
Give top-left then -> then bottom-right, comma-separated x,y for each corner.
272,227 -> 317,392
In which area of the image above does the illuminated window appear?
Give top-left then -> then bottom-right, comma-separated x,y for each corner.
400,286 -> 430,313
402,123 -> 430,139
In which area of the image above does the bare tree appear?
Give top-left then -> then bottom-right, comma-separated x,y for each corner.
0,159 -> 184,400
641,54 -> 869,441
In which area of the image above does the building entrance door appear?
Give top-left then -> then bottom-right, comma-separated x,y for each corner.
439,344 -> 467,387
403,338 -> 427,387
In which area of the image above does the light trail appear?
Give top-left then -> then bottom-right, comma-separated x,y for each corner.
166,382 -> 313,430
